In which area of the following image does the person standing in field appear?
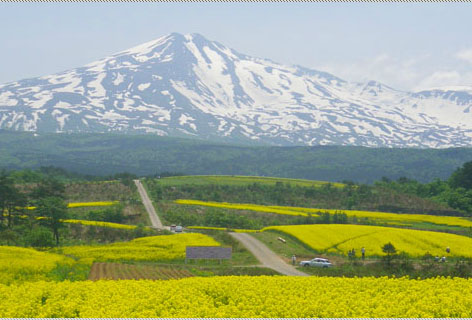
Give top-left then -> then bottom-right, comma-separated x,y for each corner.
361,247 -> 366,260
292,254 -> 296,265
446,247 -> 450,254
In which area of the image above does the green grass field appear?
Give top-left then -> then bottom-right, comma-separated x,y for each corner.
153,175 -> 345,188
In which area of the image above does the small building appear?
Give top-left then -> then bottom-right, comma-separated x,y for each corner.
185,246 -> 232,264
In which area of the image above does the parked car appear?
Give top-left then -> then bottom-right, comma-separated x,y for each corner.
299,257 -> 332,268
175,225 -> 183,233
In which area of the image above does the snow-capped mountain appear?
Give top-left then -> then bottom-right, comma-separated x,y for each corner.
1,32 -> 472,148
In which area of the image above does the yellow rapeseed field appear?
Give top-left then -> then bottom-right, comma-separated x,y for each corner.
2,216 -> 139,230
267,205 -> 472,227
57,233 -> 220,262
26,201 -> 119,210
67,201 -> 119,208
264,224 -> 472,257
175,199 -> 313,217
0,246 -> 73,284
0,276 -> 471,317
175,200 -> 472,228
62,219 -> 137,230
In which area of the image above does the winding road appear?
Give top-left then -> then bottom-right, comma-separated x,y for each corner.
134,180 -> 306,275
134,179 -> 163,229
230,232 -> 308,276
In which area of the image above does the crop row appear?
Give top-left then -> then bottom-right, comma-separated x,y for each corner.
25,201 -> 119,210
2,215 -> 140,230
175,199 -> 472,228
88,262 -> 194,280
62,219 -> 138,230
175,200 -> 314,217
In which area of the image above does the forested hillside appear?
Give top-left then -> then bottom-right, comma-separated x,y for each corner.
1,131 -> 472,183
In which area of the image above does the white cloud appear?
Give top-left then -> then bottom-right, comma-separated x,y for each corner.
316,53 -> 426,91
316,52 -> 472,92
414,71 -> 472,91
455,48 -> 472,64
414,71 -> 461,90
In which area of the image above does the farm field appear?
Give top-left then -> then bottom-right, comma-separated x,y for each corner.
64,181 -> 150,226
61,219 -> 140,230
265,224 -> 472,258
57,233 -> 221,262
0,246 -> 75,284
25,201 -> 119,210
153,175 -> 345,188
1,276 -> 471,317
268,205 -> 472,228
87,262 -> 277,280
88,262 -> 194,280
146,173 -> 458,217
174,199 -> 472,229
175,199 -> 315,217
2,167 -> 472,318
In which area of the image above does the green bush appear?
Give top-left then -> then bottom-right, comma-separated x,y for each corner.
24,227 -> 55,247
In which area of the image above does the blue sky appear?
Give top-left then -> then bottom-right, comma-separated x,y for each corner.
1,3 -> 471,91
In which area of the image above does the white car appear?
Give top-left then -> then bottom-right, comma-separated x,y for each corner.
299,258 -> 332,268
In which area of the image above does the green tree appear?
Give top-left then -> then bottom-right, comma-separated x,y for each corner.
24,226 -> 55,247
35,197 -> 68,245
449,161 -> 472,190
0,171 -> 27,228
31,177 -> 65,200
382,242 -> 397,265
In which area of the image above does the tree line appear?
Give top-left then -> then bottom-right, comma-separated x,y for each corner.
376,161 -> 472,215
0,171 -> 68,246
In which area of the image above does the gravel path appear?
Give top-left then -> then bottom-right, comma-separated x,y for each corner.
229,232 -> 308,276
134,179 -> 163,229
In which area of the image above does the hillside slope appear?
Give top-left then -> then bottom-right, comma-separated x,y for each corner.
1,131 -> 471,183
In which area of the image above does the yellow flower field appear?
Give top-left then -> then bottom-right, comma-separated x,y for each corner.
0,276 -> 471,317
0,246 -> 73,284
264,224 -> 472,257
57,233 -> 220,262
175,199 -> 472,228
175,199 -> 314,217
270,205 -> 472,228
62,219 -> 138,230
26,201 -> 119,210
67,201 -> 120,208
2,216 -> 140,230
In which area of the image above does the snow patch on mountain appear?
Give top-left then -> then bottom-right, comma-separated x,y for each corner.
1,32 -> 472,147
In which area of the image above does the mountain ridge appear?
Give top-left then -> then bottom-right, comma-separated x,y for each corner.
1,32 -> 472,148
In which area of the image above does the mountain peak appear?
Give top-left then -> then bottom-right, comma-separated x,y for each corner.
1,33 -> 472,148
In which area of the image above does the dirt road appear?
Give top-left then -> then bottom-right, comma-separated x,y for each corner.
134,179 -> 163,229
229,232 -> 308,276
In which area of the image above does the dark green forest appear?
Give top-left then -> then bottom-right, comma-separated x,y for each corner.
1,130 -> 472,183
